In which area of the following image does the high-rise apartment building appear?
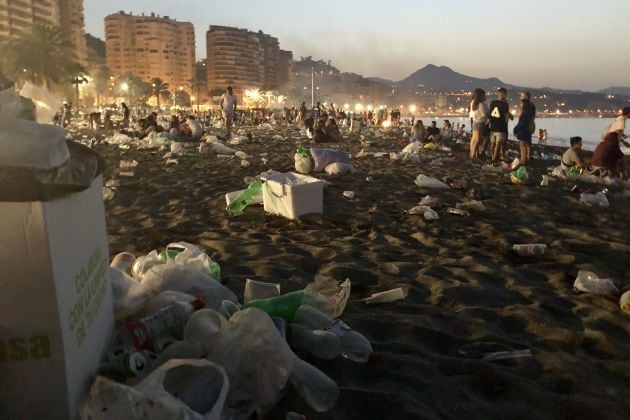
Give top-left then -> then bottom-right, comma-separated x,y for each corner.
105,11 -> 195,93
0,0 -> 87,64
206,25 -> 292,98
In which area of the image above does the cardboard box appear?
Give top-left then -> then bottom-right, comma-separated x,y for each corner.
262,172 -> 324,220
0,175 -> 114,419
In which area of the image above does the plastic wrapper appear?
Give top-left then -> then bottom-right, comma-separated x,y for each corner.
414,174 -> 449,189
0,140 -> 104,201
207,308 -> 295,418
305,276 -> 351,318
294,153 -> 313,174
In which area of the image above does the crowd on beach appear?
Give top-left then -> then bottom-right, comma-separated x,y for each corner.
57,85 -> 629,180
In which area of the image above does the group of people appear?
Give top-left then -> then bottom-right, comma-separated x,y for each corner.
469,87 -> 535,164
561,107 -> 629,178
410,119 -> 454,145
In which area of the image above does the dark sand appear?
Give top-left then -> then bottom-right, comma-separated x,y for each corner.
95,125 -> 630,420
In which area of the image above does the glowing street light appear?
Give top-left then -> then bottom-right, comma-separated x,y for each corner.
409,104 -> 417,113
367,105 -> 373,111
355,103 -> 363,112
343,103 -> 350,110
121,83 -> 129,92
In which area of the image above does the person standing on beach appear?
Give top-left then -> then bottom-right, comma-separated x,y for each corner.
488,88 -> 513,164
513,91 -> 536,164
469,88 -> 489,161
122,102 -> 130,128
219,86 -> 237,137
603,106 -> 630,147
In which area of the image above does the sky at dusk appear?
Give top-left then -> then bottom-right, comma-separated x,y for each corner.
84,0 -> 630,91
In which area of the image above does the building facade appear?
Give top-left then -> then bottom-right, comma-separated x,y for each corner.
206,25 -> 292,99
0,0 -> 87,64
105,11 -> 195,94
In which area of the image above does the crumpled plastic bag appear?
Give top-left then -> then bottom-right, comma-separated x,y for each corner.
415,174 -> 449,189
304,276 -> 351,318
134,359 -> 229,420
294,153 -> 313,174
109,267 -> 150,321
324,162 -> 354,176
0,140 -> 104,202
573,270 -> 620,299
510,166 -> 529,185
310,148 -> 350,172
579,192 -> 609,207
206,308 -> 294,419
171,142 -> 185,155
402,142 -> 422,154
141,290 -> 198,317
142,265 -> 237,312
0,88 -> 69,170
108,132 -> 134,145
208,142 -> 236,155
81,376 -> 187,420
133,243 -> 221,282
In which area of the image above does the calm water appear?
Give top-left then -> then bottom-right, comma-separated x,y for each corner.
423,117 -> 628,153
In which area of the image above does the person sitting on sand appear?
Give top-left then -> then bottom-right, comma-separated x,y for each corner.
169,115 -> 180,136
325,118 -> 343,142
313,116 -> 329,143
590,130 -> 625,178
561,136 -> 587,174
103,112 -> 114,131
426,120 -> 443,145
186,115 -> 203,141
411,120 -> 426,143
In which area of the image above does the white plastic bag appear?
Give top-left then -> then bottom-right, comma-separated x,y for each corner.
135,359 -> 230,420
108,267 -> 150,321
207,308 -> 294,418
142,265 -> 238,312
81,376 -> 187,420
141,290 -> 198,317
171,142 -> 185,155
402,142 -> 421,154
294,153 -> 313,174
324,162 -> 354,176
415,174 -> 449,189
19,81 -> 63,123
208,142 -> 236,155
579,192 -> 609,207
573,270 -> 619,299
0,88 -> 69,169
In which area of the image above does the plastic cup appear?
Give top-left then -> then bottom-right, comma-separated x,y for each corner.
243,279 -> 281,304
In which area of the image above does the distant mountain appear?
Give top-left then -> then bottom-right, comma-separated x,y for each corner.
394,64 -> 513,93
599,86 -> 630,96
368,77 -> 395,86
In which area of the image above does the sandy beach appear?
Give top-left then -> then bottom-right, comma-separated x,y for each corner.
94,125 -> 630,419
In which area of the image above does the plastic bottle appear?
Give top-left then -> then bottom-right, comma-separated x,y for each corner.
573,270 -> 620,299
110,252 -> 136,274
293,305 -> 373,363
288,323 -> 342,360
227,180 -> 263,214
125,298 -> 205,349
512,244 -> 546,257
242,290 -> 333,321
289,357 -> 339,412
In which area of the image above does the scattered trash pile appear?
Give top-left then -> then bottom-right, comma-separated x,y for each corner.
83,242 -> 373,419
294,146 -> 353,176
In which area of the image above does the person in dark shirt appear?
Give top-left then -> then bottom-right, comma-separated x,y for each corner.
513,91 -> 536,164
426,121 -> 442,144
488,88 -> 513,163
590,130 -> 625,178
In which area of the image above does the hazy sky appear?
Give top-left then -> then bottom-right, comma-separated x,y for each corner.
85,0 -> 630,91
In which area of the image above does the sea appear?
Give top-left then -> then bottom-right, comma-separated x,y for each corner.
423,117 -> 628,153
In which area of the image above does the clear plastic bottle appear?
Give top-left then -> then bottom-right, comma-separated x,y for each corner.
288,323 -> 341,360
125,298 -> 205,349
293,305 -> 372,362
289,357 -> 339,412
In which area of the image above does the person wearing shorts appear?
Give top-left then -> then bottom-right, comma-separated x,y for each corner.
488,88 -> 513,164
219,86 -> 237,136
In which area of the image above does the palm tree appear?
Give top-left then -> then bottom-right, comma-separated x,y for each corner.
0,24 -> 82,90
150,77 -> 170,109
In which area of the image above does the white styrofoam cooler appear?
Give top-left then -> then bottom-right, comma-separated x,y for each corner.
0,175 -> 114,419
262,172 -> 324,220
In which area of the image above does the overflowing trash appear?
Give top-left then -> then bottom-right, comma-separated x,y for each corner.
84,244 -> 368,418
